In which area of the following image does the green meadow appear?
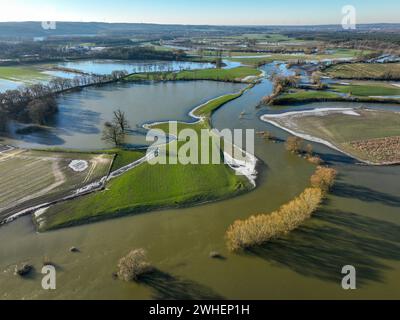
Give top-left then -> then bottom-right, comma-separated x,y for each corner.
331,83 -> 400,96
0,66 -> 48,83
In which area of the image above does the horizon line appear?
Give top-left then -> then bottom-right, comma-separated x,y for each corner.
1,21 -> 400,27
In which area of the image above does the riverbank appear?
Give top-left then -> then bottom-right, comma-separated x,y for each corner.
261,107 -> 400,165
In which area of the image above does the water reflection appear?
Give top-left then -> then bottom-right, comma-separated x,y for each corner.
58,60 -> 215,75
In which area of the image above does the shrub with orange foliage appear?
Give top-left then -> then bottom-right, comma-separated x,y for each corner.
285,136 -> 303,153
310,166 -> 337,192
117,249 -> 153,281
307,155 -> 323,165
226,165 -> 338,252
226,187 -> 323,251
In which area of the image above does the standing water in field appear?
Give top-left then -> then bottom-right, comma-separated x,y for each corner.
57,60 -> 215,75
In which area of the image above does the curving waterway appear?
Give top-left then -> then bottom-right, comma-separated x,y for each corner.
2,81 -> 244,149
0,63 -> 399,299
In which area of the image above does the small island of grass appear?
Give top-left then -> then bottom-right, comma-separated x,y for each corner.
261,108 -> 400,165
270,82 -> 400,105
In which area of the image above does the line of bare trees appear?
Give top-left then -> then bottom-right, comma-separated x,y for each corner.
0,70 -> 129,132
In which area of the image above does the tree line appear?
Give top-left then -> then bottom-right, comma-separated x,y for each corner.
226,166 -> 337,251
0,41 -> 188,65
0,70 -> 129,132
96,47 -> 187,61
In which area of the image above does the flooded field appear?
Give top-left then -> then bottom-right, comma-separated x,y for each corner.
0,63 -> 400,300
57,60 -> 215,75
0,60 -> 215,93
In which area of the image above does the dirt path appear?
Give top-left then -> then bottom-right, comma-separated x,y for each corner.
0,149 -> 25,162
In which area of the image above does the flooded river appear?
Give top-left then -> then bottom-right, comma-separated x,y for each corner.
2,81 -> 243,149
0,63 -> 399,300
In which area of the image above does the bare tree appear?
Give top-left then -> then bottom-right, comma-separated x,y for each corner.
117,249 -> 153,282
102,121 -> 124,147
27,97 -> 58,125
113,109 -> 130,133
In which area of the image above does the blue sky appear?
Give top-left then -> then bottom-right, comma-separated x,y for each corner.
0,0 -> 399,25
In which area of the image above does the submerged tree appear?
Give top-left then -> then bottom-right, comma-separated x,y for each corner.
310,166 -> 337,192
113,109 -> 130,133
305,143 -> 314,156
102,121 -> 124,147
117,249 -> 153,282
285,136 -> 304,154
27,97 -> 58,125
215,50 -> 224,69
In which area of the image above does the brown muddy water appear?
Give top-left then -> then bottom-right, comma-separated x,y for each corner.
0,64 -> 399,299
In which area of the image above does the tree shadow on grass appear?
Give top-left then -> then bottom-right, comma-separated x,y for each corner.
246,209 -> 400,287
139,269 -> 224,300
332,182 -> 400,207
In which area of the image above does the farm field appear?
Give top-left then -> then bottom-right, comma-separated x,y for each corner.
228,52 -> 273,57
0,148 -> 114,221
262,108 -> 400,164
231,33 -> 292,40
228,54 -> 307,66
0,66 -> 49,83
227,33 -> 301,42
324,63 -> 400,79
